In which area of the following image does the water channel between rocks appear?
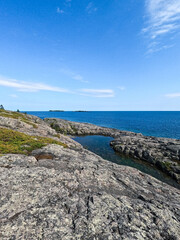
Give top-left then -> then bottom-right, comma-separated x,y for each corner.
73,135 -> 180,189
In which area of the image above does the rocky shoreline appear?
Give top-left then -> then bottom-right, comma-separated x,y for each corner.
45,118 -> 180,183
0,111 -> 180,239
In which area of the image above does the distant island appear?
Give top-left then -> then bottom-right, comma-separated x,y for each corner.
49,110 -> 64,112
49,110 -> 89,112
74,110 -> 88,112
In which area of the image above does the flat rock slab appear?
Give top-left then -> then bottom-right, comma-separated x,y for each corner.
0,144 -> 180,240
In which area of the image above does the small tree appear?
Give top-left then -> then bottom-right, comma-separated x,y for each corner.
0,105 -> 4,110
17,109 -> 20,112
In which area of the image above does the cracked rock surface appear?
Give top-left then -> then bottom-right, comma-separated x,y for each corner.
0,144 -> 180,240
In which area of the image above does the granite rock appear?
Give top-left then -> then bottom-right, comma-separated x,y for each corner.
0,144 -> 180,240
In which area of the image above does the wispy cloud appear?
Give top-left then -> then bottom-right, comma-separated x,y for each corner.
118,86 -> 126,91
86,2 -> 97,14
0,76 -> 115,98
143,0 -> 180,52
60,68 -> 88,83
0,76 -> 69,93
146,42 -> 174,54
9,94 -> 18,98
57,7 -> 64,14
72,74 -> 84,81
165,92 -> 180,98
80,89 -> 114,98
64,0 -> 72,7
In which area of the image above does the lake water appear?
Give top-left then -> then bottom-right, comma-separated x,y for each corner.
26,111 -> 180,139
25,111 -> 180,188
73,135 -> 180,189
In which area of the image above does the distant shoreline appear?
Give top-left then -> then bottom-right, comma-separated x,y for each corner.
49,110 -> 64,112
49,110 -> 89,112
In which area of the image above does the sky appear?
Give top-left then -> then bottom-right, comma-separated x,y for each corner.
0,0 -> 180,111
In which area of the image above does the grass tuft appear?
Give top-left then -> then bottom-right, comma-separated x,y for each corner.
0,127 -> 67,155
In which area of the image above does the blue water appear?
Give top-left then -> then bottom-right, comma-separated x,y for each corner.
26,111 -> 180,139
73,135 -> 180,189
25,111 -> 180,188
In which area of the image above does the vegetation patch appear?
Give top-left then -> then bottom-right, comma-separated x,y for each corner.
50,123 -> 68,135
0,109 -> 38,128
50,122 -> 79,135
70,125 -> 79,135
0,128 -> 67,155
162,161 -> 172,170
53,133 -> 61,138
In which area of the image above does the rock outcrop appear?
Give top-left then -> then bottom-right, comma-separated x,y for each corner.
0,144 -> 180,239
0,112 -> 180,239
45,118 -> 180,182
0,113 -> 81,149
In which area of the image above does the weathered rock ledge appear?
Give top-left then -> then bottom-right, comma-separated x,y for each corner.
45,118 -> 180,183
1,144 -> 180,239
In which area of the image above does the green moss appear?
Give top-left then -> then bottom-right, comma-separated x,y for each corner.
70,125 -> 79,135
162,161 -> 172,170
50,122 -> 80,136
53,133 -> 61,138
0,127 -> 67,155
50,123 -> 68,135
0,109 -> 38,128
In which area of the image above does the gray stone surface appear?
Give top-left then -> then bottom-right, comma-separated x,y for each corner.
0,144 -> 180,240
0,115 -> 56,137
45,118 -> 180,182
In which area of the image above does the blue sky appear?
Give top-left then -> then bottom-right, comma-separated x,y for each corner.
0,0 -> 180,111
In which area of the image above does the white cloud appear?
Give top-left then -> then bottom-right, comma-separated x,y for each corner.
0,76 -> 115,98
146,42 -> 174,54
60,68 -> 88,83
80,89 -> 114,98
73,74 -> 83,81
0,76 -> 69,93
118,86 -> 125,91
9,94 -> 18,98
86,2 -> 97,14
143,0 -> 180,52
57,7 -> 64,14
64,0 -> 72,7
165,93 -> 180,98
